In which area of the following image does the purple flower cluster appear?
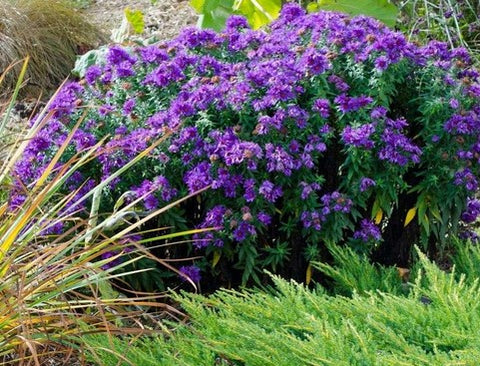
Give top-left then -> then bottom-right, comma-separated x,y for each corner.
461,198 -> 480,223
342,124 -> 376,149
301,191 -> 353,230
353,219 -> 382,242
179,265 -> 201,283
454,168 -> 478,191
11,3 -> 480,282
378,119 -> 422,166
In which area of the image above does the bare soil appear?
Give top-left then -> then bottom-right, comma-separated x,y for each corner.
83,0 -> 198,41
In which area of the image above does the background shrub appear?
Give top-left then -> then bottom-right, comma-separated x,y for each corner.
12,4 -> 480,289
0,0 -> 103,98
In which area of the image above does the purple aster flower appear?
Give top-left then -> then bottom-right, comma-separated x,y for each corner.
49,82 -> 84,117
313,98 -> 330,118
233,221 -> 256,242
73,130 -> 96,151
359,177 -> 376,192
328,75 -> 350,92
379,128 -> 422,166
353,219 -> 381,242
107,45 -> 136,66
459,230 -> 480,243
122,98 -> 136,116
184,162 -> 213,193
298,47 -> 331,75
454,168 -> 478,191
301,210 -> 324,231
85,65 -> 102,85
133,180 -> 158,210
278,3 -> 306,22
321,192 -> 353,213
461,198 -> 480,223
374,55 -> 390,71
257,212 -> 272,226
289,140 -> 300,153
225,15 -> 250,30
139,45 -> 168,63
300,181 -> 321,200
243,178 -> 256,202
445,110 -> 480,135
335,94 -> 373,113
179,265 -> 201,283
370,106 -> 388,119
342,124 -> 376,149
259,180 -> 283,203
265,143 -> 297,176
449,98 -> 460,109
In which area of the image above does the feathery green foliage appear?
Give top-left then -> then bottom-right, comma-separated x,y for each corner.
312,244 -> 406,295
0,0 -> 103,98
83,246 -> 480,365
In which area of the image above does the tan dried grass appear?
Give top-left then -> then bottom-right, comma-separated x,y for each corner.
0,0 -> 104,99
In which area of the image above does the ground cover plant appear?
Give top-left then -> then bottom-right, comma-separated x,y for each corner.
11,3 -> 480,290
0,0 -> 102,98
83,243 -> 480,366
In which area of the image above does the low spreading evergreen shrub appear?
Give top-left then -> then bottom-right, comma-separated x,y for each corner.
0,0 -> 102,98
11,3 -> 480,287
83,247 -> 480,366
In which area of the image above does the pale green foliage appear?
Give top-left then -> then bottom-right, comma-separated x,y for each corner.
450,238 -> 480,282
313,244 -> 405,295
84,246 -> 480,365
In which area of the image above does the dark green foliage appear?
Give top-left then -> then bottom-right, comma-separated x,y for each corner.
0,0 -> 103,98
83,245 -> 480,365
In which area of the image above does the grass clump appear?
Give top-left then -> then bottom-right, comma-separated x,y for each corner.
0,0 -> 103,98
0,64 -> 199,364
83,245 -> 480,365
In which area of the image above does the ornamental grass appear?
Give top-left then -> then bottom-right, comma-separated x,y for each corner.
0,0 -> 103,98
0,62 -> 206,364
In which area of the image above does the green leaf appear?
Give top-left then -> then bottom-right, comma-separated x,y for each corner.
233,0 -> 281,29
307,2 -> 320,12
191,0 -> 235,31
125,8 -> 145,34
190,0 -> 280,30
312,0 -> 398,27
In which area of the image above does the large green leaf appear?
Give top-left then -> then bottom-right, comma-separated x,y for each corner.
190,0 -> 280,31
233,0 -> 281,29
308,0 -> 398,28
191,0 -> 235,31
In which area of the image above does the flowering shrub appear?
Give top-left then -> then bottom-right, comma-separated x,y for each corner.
11,4 -> 480,286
